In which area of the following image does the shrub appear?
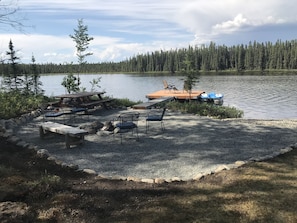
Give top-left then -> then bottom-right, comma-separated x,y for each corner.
167,101 -> 244,119
0,91 -> 45,119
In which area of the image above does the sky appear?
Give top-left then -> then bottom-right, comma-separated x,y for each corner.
1,0 -> 297,64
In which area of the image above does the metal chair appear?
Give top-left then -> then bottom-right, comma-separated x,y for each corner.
146,107 -> 166,133
113,112 -> 139,143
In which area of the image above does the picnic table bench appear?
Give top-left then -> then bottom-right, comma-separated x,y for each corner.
80,98 -> 114,109
53,92 -> 114,109
39,121 -> 88,149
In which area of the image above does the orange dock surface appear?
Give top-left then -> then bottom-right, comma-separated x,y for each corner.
146,89 -> 205,100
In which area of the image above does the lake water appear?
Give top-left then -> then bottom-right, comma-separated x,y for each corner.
1,73 -> 296,119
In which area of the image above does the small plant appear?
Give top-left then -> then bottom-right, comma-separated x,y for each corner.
61,73 -> 80,93
89,77 -> 102,92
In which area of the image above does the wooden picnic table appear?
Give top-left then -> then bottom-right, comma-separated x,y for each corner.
52,91 -> 113,109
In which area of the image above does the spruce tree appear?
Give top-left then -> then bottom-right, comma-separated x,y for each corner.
4,39 -> 22,91
69,18 -> 94,88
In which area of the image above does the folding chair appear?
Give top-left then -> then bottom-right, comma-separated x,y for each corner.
113,112 -> 139,143
146,107 -> 166,133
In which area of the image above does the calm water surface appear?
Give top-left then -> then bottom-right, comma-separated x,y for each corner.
38,74 -> 297,119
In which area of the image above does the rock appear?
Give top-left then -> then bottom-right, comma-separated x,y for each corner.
83,169 -> 97,175
141,178 -> 154,184
215,165 -> 229,173
36,149 -> 50,158
47,156 -> 57,161
235,160 -> 246,166
193,173 -> 204,181
111,175 -> 127,181
68,164 -> 79,170
79,121 -> 104,134
127,176 -> 141,182
280,147 -> 293,154
171,177 -> 181,182
154,178 -> 166,184
55,160 -> 63,165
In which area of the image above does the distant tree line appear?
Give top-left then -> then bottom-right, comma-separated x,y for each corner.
1,39 -> 297,75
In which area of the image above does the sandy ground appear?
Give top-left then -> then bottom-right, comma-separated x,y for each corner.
16,108 -> 297,181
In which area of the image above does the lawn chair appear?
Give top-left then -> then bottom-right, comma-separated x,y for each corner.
113,112 -> 139,143
163,80 -> 177,90
146,107 -> 166,133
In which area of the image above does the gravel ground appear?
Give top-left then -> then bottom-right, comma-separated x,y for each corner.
16,108 -> 297,181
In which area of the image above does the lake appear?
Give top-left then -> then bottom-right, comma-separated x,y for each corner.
0,73 -> 294,119
37,73 -> 297,120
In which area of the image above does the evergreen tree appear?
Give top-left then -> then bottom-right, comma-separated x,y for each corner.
69,18 -> 94,89
4,39 -> 22,91
30,55 -> 43,95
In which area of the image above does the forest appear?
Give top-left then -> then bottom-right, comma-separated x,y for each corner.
1,39 -> 297,75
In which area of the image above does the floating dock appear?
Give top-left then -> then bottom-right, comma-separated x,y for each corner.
146,90 -> 205,100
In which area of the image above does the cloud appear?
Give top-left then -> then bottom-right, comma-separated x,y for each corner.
1,0 -> 297,63
213,14 -> 249,34
0,34 -> 73,63
0,33 -> 187,63
171,0 -> 297,43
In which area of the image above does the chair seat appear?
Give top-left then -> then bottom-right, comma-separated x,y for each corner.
116,122 -> 137,129
146,115 -> 162,121
71,107 -> 87,113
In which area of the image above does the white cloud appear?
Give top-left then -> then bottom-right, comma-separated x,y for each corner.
171,0 -> 297,43
0,34 -> 73,63
0,33 -> 187,63
213,14 -> 249,34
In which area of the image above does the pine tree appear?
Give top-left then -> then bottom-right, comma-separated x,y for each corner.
30,55 -> 43,95
4,39 -> 22,91
69,18 -> 94,89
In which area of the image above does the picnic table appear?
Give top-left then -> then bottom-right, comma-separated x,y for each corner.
52,91 -> 113,109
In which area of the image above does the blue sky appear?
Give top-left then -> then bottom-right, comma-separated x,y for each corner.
1,0 -> 297,64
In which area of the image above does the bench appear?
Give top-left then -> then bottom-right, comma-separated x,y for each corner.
133,97 -> 174,109
80,98 -> 114,109
39,121 -> 88,149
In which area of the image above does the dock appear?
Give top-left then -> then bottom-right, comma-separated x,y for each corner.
133,97 -> 174,109
146,89 -> 205,100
